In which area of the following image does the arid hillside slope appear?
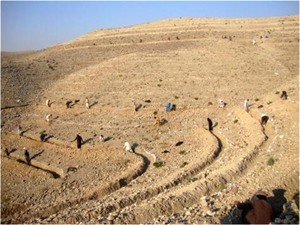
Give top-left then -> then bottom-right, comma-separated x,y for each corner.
1,16 -> 299,224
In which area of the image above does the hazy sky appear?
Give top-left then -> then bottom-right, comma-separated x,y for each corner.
1,1 -> 299,52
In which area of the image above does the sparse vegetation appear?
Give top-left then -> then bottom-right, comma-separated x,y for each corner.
179,150 -> 187,155
159,142 -> 169,148
89,191 -> 99,200
142,137 -> 149,142
189,177 -> 198,182
48,65 -> 55,70
153,161 -> 165,168
267,157 -> 275,166
153,135 -> 160,141
217,183 -> 226,191
2,15 -> 298,223
180,162 -> 188,168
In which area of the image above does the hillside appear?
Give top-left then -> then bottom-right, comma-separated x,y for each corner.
1,15 -> 299,224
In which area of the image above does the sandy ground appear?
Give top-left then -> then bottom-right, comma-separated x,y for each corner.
1,15 -> 299,223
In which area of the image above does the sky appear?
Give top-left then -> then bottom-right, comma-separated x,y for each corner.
1,1 -> 299,52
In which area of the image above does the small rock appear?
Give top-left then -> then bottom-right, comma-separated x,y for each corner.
205,210 -> 215,216
185,211 -> 191,216
107,214 -> 115,221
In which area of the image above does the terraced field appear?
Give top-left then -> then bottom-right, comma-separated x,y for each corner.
1,15 -> 299,223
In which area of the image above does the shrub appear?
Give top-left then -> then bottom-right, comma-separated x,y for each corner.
174,96 -> 179,99
153,111 -> 158,115
189,177 -> 198,182
48,65 -> 55,70
267,157 -> 275,166
218,183 -> 226,191
153,161 -> 165,168
255,98 -> 260,102
180,162 -> 188,168
157,84 -> 161,87
194,97 -> 199,100
233,119 -> 239,123
89,191 -> 99,200
179,150 -> 187,155
267,101 -> 272,105
275,91 -> 280,94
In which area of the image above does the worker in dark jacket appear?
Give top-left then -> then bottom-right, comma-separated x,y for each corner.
280,91 -> 287,100
207,118 -> 213,132
73,134 -> 83,149
23,147 -> 30,164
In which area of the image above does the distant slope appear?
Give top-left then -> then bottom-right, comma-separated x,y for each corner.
1,15 -> 298,106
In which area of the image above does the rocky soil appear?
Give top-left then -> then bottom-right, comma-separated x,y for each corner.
1,15 -> 299,223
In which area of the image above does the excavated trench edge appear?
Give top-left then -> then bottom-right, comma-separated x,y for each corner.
124,131 -> 268,223
14,112 -> 263,223
21,150 -> 150,222
79,110 -> 268,223
5,154 -> 64,179
23,129 -> 221,223
56,130 -> 223,223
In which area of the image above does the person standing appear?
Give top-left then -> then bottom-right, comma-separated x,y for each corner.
165,102 -> 172,111
73,134 -> 83,149
85,98 -> 90,109
5,148 -> 10,156
46,114 -> 52,122
244,99 -> 250,112
40,131 -> 47,142
207,118 -> 213,132
17,125 -> 22,136
280,91 -> 287,100
46,99 -> 51,107
23,147 -> 30,164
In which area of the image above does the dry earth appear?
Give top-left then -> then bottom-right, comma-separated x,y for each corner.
1,16 -> 299,224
